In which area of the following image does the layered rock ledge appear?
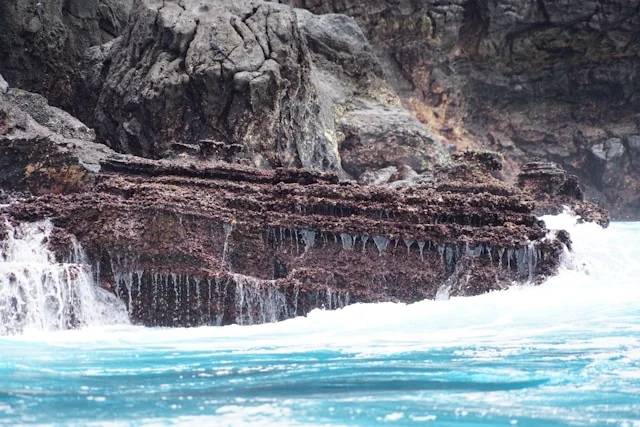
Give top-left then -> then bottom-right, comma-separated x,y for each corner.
0,0 -> 613,329
5,156 -> 564,326
0,80 -> 601,327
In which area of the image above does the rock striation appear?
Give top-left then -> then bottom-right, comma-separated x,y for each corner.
0,0 -> 616,329
1,84 -> 569,327
518,161 -> 609,227
5,156 -> 564,327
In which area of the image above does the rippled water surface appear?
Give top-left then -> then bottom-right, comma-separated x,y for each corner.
2,217 -> 640,426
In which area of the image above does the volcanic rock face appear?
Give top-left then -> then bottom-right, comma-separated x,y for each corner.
74,0 -> 337,168
5,157 -> 563,327
70,0 -> 451,179
0,85 -> 118,195
294,0 -> 640,218
0,0 -> 132,108
0,0 -> 614,329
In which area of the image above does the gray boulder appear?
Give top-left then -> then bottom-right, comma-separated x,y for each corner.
0,86 -> 118,193
588,137 -> 628,190
4,89 -> 96,141
295,9 -> 383,83
81,0 -> 339,170
358,166 -> 397,186
338,100 -> 450,179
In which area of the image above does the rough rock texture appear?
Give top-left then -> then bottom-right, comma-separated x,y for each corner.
0,86 -> 570,326
0,87 -> 117,194
75,0 -> 334,167
294,0 -> 640,219
0,0 -> 132,108
0,74 -> 8,94
5,155 -> 564,327
518,161 -> 609,226
71,0 -> 451,180
295,8 -> 451,179
338,100 -> 450,178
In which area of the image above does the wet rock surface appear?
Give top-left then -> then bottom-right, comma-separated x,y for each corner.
518,161 -> 610,227
5,157 -> 563,327
1,85 -> 569,326
0,0 -> 616,328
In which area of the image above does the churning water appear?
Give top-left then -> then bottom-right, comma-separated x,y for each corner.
0,220 -> 129,335
1,215 -> 640,426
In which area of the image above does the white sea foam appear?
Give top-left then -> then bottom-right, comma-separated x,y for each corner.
8,215 -> 639,359
0,219 -> 129,335
2,214 -> 639,427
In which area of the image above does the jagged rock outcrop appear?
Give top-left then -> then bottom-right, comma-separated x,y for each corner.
1,85 -> 569,327
75,0 -> 334,167
2,0 -> 635,216
294,0 -> 640,219
5,155 -> 564,327
71,0 -> 450,180
518,161 -> 609,227
0,0 -> 132,108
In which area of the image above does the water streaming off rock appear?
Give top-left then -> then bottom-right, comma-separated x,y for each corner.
1,216 -> 639,426
0,219 -> 129,335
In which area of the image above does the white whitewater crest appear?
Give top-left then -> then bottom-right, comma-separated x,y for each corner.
2,215 -> 640,427
0,218 -> 129,335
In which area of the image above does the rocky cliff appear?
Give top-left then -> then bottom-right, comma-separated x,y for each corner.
0,0 -> 132,109
0,0 -> 612,328
295,0 -> 640,219
1,90 -> 565,326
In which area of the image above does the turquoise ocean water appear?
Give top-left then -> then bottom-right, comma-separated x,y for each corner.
1,215 -> 640,426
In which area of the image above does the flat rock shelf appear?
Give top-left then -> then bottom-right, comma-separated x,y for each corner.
5,158 -> 567,327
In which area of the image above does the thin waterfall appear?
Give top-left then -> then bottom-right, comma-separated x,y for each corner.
0,219 -> 129,335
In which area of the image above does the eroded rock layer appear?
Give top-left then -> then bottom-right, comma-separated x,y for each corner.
4,157 -> 563,326
0,0 -> 613,328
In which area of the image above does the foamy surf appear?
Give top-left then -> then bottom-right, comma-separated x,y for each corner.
2,215 -> 640,426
